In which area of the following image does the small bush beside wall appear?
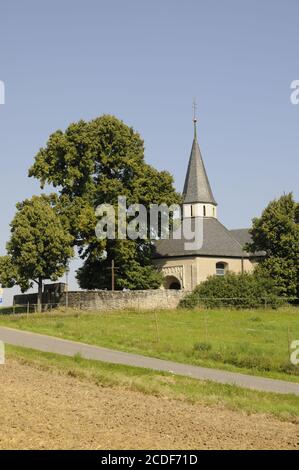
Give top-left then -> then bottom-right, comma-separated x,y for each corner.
179,272 -> 287,309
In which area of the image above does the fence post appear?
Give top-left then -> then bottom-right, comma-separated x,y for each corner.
65,284 -> 69,311
76,310 -> 80,335
204,310 -> 208,342
287,326 -> 291,360
154,310 -> 160,343
27,302 -> 29,318
13,298 -> 15,315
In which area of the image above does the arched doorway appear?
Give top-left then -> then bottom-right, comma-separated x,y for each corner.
163,275 -> 181,290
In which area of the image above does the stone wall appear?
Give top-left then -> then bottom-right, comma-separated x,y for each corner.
14,289 -> 188,312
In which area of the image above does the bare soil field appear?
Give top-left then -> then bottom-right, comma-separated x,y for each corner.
0,359 -> 298,450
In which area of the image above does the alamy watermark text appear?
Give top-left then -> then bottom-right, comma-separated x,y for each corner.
0,80 -> 5,105
95,196 -> 204,251
290,80 -> 299,105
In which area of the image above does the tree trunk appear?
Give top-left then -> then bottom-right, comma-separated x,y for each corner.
37,277 -> 43,313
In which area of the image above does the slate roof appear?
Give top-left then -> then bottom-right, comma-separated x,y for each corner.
229,229 -> 252,248
182,128 -> 217,205
229,228 -> 266,257
154,122 -> 264,260
154,217 -> 249,258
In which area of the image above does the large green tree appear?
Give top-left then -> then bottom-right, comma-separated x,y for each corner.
0,195 -> 73,311
246,193 -> 299,298
29,115 -> 180,289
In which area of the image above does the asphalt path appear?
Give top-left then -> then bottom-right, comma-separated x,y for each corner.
1,326 -> 299,396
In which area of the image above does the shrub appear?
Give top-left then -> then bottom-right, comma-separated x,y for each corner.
179,272 -> 286,309
193,342 -> 212,352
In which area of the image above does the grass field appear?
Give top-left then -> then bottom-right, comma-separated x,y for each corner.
6,345 -> 299,422
1,306 -> 299,382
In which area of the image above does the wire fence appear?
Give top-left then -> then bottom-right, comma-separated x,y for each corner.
0,302 -> 62,316
0,298 -> 298,372
0,296 -> 299,315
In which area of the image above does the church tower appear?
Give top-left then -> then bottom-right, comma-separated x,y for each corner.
182,113 -> 217,219
153,108 -> 255,291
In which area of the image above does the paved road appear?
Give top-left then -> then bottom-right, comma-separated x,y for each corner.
1,326 -> 299,396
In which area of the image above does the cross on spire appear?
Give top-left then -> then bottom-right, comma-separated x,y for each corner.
192,99 -> 198,139
193,98 -> 197,122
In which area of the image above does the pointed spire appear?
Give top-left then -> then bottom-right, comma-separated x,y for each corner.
182,104 -> 217,205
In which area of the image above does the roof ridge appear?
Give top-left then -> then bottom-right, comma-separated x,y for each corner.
214,219 -> 249,254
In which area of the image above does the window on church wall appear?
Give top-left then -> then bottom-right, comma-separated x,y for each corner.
191,205 -> 194,217
216,262 -> 227,276
203,205 -> 206,216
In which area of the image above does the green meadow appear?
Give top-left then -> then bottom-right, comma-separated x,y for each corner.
1,306 -> 299,382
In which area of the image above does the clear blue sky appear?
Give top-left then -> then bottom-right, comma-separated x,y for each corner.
0,0 -> 298,304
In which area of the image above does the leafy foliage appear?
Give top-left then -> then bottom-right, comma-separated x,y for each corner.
29,115 -> 180,289
0,256 -> 18,288
76,254 -> 162,290
0,195 -> 73,308
246,193 -> 299,297
179,272 -> 285,309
